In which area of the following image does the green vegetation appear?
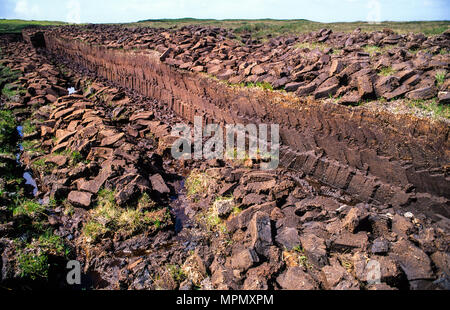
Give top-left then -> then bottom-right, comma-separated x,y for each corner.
292,245 -> 303,252
63,203 -> 74,216
338,256 -> 354,273
295,42 -> 329,51
137,192 -> 156,210
22,139 -> 45,155
408,48 -> 421,55
16,230 -> 69,280
82,80 -> 93,95
332,48 -> 342,55
0,174 -> 23,198
1,18 -> 448,40
378,66 -> 397,76
0,110 -> 17,153
214,195 -> 233,202
38,230 -> 69,256
225,147 -> 239,159
282,245 -> 313,269
298,255 -> 312,269
293,246 -> 313,269
130,19 -> 450,40
185,171 -> 211,197
167,264 -> 187,282
232,206 -> 242,215
201,211 -> 227,233
0,19 -> 66,34
239,81 -> 274,91
406,98 -> 450,119
435,70 -> 447,88
0,56 -> 71,282
0,64 -> 20,85
12,199 -> 46,217
82,189 -> 169,244
1,82 -> 26,100
98,188 -> 115,204
117,207 -> 157,232
31,157 -> 49,172
1,62 -> 26,100
17,250 -> 48,280
205,212 -> 222,229
22,119 -> 37,135
363,44 -> 397,56
47,197 -> 58,208
53,148 -> 89,166
69,150 -> 83,165
0,65 -> 20,154
225,147 -> 251,163
82,220 -> 106,244
197,201 -> 228,234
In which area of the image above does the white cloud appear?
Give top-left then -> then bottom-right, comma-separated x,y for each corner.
66,0 -> 81,24
367,0 -> 381,23
4,0 -> 447,24
14,0 -> 41,19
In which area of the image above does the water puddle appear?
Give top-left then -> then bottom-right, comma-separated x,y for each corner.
23,172 -> 38,196
169,179 -> 191,234
16,126 -> 39,197
16,125 -> 23,138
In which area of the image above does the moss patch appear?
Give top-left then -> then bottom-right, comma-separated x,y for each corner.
185,171 -> 211,198
82,190 -> 170,244
15,230 -> 69,280
378,66 -> 397,77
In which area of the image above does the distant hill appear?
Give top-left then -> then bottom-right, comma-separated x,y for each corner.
0,18 -> 448,38
137,18 -> 310,23
0,19 -> 66,34
129,18 -> 449,39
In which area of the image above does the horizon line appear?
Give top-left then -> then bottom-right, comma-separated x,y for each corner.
1,18 -> 450,24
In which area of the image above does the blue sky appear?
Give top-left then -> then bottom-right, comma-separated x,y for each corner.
0,0 -> 448,23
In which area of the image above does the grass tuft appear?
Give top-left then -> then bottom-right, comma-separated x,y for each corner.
435,70 -> 446,88
22,119 -> 37,135
132,19 -> 450,40
185,171 -> 211,198
237,81 -> 274,91
17,250 -> 48,280
295,42 -> 329,52
83,189 -> 169,244
167,264 -> 187,282
378,66 -> 397,77
406,98 -> 450,119
0,110 -> 17,153
13,199 -> 45,217
22,140 -> 45,155
16,230 -> 69,280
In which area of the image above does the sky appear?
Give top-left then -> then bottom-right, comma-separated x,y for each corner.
0,0 -> 448,24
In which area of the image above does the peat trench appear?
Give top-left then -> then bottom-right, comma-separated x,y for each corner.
0,32 -> 448,290
40,26 -> 450,220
